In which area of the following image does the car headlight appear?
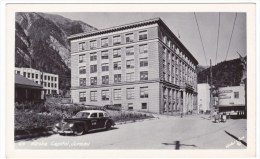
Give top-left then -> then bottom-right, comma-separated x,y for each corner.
69,123 -> 74,127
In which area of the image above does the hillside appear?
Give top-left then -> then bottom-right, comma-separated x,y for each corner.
15,12 -> 97,94
197,57 -> 246,88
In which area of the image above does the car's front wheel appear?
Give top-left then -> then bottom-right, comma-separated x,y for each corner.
73,126 -> 84,136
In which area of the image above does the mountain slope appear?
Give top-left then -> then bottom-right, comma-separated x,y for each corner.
15,12 -> 97,93
197,57 -> 246,87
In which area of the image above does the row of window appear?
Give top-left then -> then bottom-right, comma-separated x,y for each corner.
79,44 -> 148,63
79,86 -> 149,102
79,58 -> 148,74
79,71 -> 148,86
16,71 -> 57,81
78,30 -> 148,51
162,33 -> 195,69
43,82 -> 57,88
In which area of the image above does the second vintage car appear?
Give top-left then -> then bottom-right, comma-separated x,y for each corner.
55,110 -> 115,135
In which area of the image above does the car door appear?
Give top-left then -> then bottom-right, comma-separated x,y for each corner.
97,112 -> 107,128
89,113 -> 98,129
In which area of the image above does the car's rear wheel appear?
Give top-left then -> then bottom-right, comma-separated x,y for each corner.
73,126 -> 84,136
106,122 -> 112,130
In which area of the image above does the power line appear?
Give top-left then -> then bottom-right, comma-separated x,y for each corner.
224,13 -> 238,61
215,13 -> 221,65
194,13 -> 208,66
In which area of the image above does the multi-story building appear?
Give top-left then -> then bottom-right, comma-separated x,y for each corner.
197,83 -> 211,113
68,18 -> 198,114
15,67 -> 59,95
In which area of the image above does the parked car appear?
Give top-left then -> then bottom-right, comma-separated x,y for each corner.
54,110 -> 115,136
103,104 -> 121,111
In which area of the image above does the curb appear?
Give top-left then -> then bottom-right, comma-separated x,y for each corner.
115,117 -> 159,125
15,130 -> 55,141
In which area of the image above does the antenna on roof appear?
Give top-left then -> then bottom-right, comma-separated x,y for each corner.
177,30 -> 181,39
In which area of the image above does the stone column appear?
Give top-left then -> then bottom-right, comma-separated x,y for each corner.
183,90 -> 186,113
191,93 -> 194,112
166,87 -> 169,113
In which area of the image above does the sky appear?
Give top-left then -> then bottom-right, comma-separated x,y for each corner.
53,12 -> 246,66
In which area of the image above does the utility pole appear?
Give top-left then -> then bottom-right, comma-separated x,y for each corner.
210,59 -> 214,119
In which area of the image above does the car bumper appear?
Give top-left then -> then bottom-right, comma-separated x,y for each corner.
58,130 -> 73,134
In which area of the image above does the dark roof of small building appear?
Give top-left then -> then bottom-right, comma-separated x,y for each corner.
15,74 -> 43,89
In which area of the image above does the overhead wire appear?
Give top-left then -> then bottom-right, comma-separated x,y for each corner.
215,13 -> 221,65
224,13 -> 238,61
194,12 -> 208,66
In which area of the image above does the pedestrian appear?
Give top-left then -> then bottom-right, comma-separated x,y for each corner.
215,112 -> 220,123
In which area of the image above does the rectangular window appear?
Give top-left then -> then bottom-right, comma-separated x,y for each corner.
90,91 -> 97,101
36,74 -> 38,79
139,44 -> 148,54
79,66 -> 86,74
126,72 -> 135,82
17,71 -> 20,75
141,103 -> 147,109
28,73 -> 30,78
126,46 -> 134,56
126,59 -> 135,69
51,77 -> 53,81
113,48 -> 121,58
140,57 -> 148,67
90,65 -> 97,73
79,54 -> 86,63
114,89 -> 122,100
114,74 -> 121,83
140,86 -> 148,98
234,92 -> 239,98
101,38 -> 109,47
90,77 -> 97,85
23,72 -> 26,77
79,78 -> 86,86
99,113 -> 104,117
90,40 -> 97,49
79,92 -> 86,102
54,77 -> 56,81
44,75 -> 46,80
79,42 -> 86,51
140,71 -> 148,80
101,90 -> 110,101
90,53 -> 97,61
44,82 -> 46,87
31,73 -> 34,79
125,33 -> 134,43
113,61 -> 121,70
48,76 -> 50,81
51,83 -> 53,88
48,83 -> 50,87
128,103 -> 133,110
54,84 -> 57,88
139,30 -> 148,40
102,75 -> 109,85
113,35 -> 121,45
101,63 -> 109,72
126,88 -> 134,99
101,50 -> 109,59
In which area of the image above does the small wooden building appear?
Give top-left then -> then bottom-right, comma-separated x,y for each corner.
15,74 -> 44,103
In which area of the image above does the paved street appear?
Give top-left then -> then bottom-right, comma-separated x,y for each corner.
15,115 -> 247,149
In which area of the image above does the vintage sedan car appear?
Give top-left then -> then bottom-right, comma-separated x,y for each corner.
55,110 -> 115,136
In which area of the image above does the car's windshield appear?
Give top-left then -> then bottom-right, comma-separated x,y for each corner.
74,112 -> 90,118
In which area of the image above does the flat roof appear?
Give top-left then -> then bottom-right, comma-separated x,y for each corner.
68,17 -> 198,65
